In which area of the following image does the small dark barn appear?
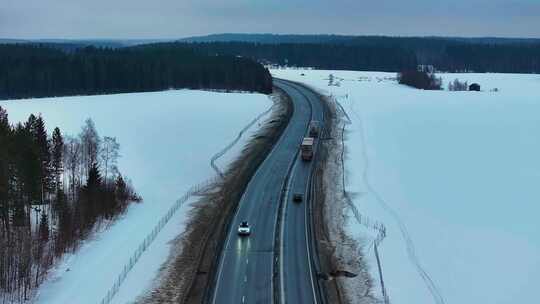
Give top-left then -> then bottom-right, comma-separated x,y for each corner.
469,83 -> 481,91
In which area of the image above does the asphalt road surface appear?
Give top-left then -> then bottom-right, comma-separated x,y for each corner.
210,79 -> 325,304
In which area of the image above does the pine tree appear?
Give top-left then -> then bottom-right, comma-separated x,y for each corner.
33,115 -> 52,197
51,127 -> 64,192
38,212 -> 49,242
25,114 -> 37,134
82,163 -> 102,229
15,121 -> 41,204
115,175 -> 128,203
86,163 -> 102,192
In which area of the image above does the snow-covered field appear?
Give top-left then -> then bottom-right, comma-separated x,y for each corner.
273,69 -> 540,304
0,90 -> 272,304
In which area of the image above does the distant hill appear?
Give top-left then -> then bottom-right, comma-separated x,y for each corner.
0,39 -> 176,51
5,35 -> 538,50
0,39 -> 30,44
4,35 -> 539,48
179,33 -> 540,45
179,33 -> 358,44
33,39 -> 175,47
449,37 -> 540,45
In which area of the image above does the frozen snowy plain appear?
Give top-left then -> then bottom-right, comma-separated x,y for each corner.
1,89 -> 272,304
273,69 -> 540,304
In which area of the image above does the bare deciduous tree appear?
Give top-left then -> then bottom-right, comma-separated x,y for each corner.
1,113 -> 140,303
79,118 -> 101,179
100,136 -> 120,183
63,136 -> 82,201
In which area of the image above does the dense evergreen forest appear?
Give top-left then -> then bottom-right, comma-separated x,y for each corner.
438,43 -> 540,73
1,36 -> 537,100
0,43 -> 273,100
348,37 -> 540,73
179,37 -> 540,73
0,107 -> 139,302
186,42 -> 418,72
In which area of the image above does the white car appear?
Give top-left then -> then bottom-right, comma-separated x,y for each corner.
238,221 -> 251,236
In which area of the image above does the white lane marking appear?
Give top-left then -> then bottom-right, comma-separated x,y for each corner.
211,102 -> 296,304
288,81 -> 322,303
277,80 -> 323,304
213,80 -> 317,304
305,177 -> 318,304
211,225 -> 234,304
283,80 -> 321,304
280,155 -> 301,304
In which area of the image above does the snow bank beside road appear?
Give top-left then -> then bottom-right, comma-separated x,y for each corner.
273,69 -> 540,304
1,89 -> 272,304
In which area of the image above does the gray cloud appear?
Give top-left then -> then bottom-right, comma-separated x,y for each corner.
0,0 -> 538,39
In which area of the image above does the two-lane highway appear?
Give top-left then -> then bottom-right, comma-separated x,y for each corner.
210,79 -> 325,304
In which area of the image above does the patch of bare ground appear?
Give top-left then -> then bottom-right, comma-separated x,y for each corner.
311,92 -> 379,304
136,88 -> 292,304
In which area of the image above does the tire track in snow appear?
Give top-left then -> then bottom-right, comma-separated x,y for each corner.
344,96 -> 446,304
335,98 -> 386,245
210,103 -> 274,178
336,98 -> 388,303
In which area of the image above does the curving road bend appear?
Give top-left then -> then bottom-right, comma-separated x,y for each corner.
209,79 -> 325,304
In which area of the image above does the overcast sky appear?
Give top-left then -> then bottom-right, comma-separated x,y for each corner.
1,0 -> 539,39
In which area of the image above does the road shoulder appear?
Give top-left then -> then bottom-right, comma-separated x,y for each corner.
311,93 -> 378,304
136,88 -> 293,304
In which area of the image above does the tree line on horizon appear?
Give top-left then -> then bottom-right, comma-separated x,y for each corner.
181,40 -> 540,74
0,108 -> 140,302
185,42 -> 419,72
0,43 -> 273,100
437,43 -> 540,73
0,38 -> 537,101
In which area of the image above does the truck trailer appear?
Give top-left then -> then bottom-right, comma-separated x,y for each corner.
301,137 -> 314,161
